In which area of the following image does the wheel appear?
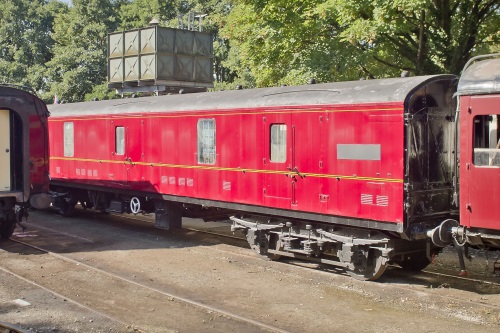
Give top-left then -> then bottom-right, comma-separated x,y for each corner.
130,197 -> 141,214
60,200 -> 76,217
0,210 -> 17,239
245,229 -> 281,261
347,248 -> 387,281
399,252 -> 432,271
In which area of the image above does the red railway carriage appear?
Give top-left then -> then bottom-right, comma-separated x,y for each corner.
453,55 -> 500,248
0,84 -> 50,239
48,75 -> 457,279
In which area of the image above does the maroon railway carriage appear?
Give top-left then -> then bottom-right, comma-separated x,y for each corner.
48,75 -> 457,280
0,84 -> 50,239
451,55 -> 500,249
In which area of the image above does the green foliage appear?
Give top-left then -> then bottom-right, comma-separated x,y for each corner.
222,0 -> 380,86
85,82 -> 118,101
118,0 -> 181,30
0,0 -> 61,90
1,0 -> 499,102
45,0 -> 119,102
323,0 -> 500,75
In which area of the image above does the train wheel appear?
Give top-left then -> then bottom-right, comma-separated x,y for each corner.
347,248 -> 387,281
245,229 -> 281,261
60,201 -> 76,217
399,252 -> 432,271
0,211 -> 17,239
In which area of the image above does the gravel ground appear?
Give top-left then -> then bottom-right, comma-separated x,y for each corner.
0,209 -> 499,333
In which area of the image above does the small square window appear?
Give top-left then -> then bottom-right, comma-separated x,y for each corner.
270,124 -> 286,162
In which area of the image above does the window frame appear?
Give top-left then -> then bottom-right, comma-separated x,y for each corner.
473,114 -> 500,167
115,126 -> 125,156
197,118 -> 216,165
63,122 -> 74,157
270,123 -> 287,163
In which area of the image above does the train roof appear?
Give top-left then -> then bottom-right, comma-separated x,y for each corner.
457,54 -> 500,96
49,75 -> 456,117
0,84 -> 49,117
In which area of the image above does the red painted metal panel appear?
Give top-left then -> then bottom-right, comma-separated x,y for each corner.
262,111 -> 292,209
28,114 -> 49,193
460,94 -> 500,231
49,102 -> 405,224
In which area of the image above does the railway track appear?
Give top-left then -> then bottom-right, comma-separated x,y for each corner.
1,236 -> 290,333
0,321 -> 31,333
4,210 -> 500,332
116,213 -> 500,288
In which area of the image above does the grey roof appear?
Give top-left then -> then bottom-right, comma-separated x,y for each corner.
49,75 -> 454,117
457,54 -> 500,96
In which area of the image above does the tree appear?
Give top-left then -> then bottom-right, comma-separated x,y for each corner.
222,0 -> 360,87
222,0 -> 500,87
118,0 -> 181,30
45,0 -> 120,102
324,0 -> 500,75
0,0 -> 62,91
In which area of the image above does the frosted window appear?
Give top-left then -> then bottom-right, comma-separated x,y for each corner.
116,127 -> 125,155
197,119 -> 216,164
270,124 -> 286,162
63,122 -> 74,157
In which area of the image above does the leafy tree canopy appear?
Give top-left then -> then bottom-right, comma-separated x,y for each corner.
0,0 -> 62,91
44,0 -> 120,102
0,0 -> 499,101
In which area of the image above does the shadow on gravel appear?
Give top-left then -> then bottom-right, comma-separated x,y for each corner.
377,266 -> 500,295
2,208 -> 500,294
1,207 -> 248,257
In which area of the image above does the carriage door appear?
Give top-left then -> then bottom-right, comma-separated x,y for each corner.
290,111 -> 323,212
466,95 -> 500,230
0,109 -> 10,190
110,120 -> 143,183
263,113 -> 292,209
125,120 -> 144,183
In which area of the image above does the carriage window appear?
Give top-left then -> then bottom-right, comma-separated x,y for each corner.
197,119 -> 216,164
63,122 -> 74,157
270,124 -> 286,162
115,126 -> 125,155
473,114 -> 500,167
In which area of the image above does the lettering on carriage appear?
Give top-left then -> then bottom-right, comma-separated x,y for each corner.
337,144 -> 381,161
169,177 -> 176,185
187,178 -> 194,187
178,178 -> 186,186
56,166 -> 60,174
223,181 -> 231,191
76,168 -> 80,175
161,176 -> 168,184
